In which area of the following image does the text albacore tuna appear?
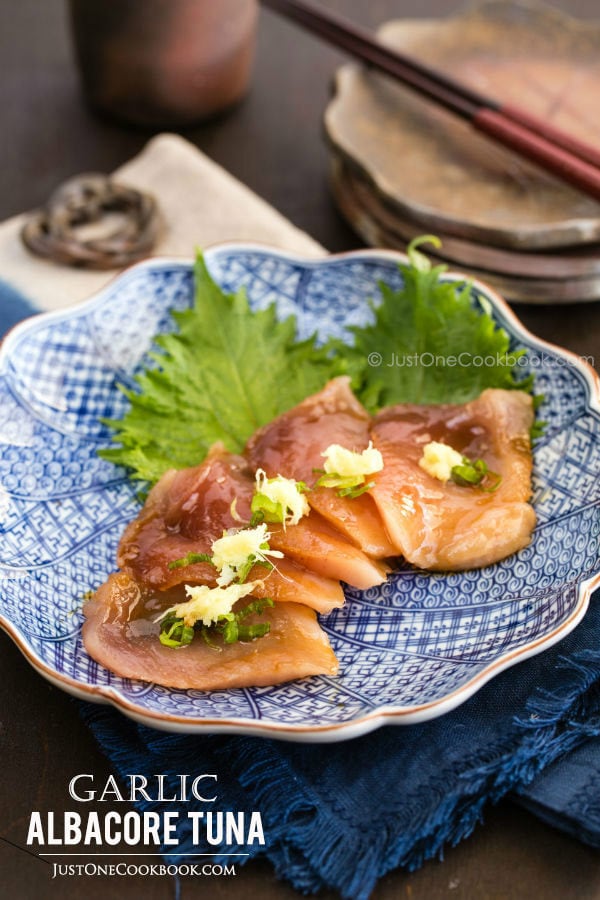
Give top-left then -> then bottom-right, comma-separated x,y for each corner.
26,774 -> 265,848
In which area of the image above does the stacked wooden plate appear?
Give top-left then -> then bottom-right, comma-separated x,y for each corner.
324,0 -> 600,304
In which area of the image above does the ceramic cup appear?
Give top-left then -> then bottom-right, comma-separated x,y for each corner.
68,0 -> 258,127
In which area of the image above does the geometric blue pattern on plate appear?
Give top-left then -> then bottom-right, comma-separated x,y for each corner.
0,246 -> 598,741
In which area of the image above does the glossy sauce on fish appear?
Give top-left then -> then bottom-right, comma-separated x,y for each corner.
84,382 -> 536,690
246,377 -> 397,557
83,572 -> 338,690
117,447 -> 346,614
370,389 -> 536,570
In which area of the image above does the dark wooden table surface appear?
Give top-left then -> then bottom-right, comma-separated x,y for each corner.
1,1 -> 600,898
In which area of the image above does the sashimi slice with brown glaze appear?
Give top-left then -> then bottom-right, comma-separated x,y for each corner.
117,446 -> 345,614
119,442 -> 387,595
83,572 -> 338,690
370,388 -> 536,571
245,377 -> 397,558
268,512 -> 389,590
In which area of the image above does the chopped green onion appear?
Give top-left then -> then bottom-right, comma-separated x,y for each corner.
168,552 -> 214,571
250,489 -> 307,524
481,474 -> 502,493
200,627 -> 220,650
450,459 -> 487,486
338,480 -> 375,499
237,622 -> 272,641
249,509 -> 265,527
214,612 -> 238,644
250,472 -> 310,527
250,491 -> 282,525
233,545 -> 275,584
235,554 -> 258,584
159,597 -> 275,650
202,597 -> 275,646
159,615 -> 195,648
450,456 -> 502,492
235,596 -> 275,620
315,471 -> 374,499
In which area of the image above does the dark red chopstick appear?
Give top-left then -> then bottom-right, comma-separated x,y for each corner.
261,0 -> 600,202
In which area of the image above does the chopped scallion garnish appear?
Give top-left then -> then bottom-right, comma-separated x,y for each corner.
450,457 -> 502,492
337,480 -> 376,499
168,552 -> 214,571
214,597 -> 275,644
160,597 -> 275,650
159,615 -> 195,648
315,471 -> 373,498
234,549 -> 274,585
250,470 -> 310,528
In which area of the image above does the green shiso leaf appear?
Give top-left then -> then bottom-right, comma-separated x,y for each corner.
100,239 -> 536,486
349,236 -> 530,411
100,252 -> 346,482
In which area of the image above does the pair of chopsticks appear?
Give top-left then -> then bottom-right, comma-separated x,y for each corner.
261,0 -> 600,203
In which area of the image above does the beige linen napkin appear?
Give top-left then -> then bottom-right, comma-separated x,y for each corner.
1,133 -> 325,312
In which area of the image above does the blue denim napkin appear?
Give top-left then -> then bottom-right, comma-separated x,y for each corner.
2,282 -> 599,899
516,729 -> 600,848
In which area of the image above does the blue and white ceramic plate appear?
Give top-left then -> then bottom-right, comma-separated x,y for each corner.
1,245 -> 599,741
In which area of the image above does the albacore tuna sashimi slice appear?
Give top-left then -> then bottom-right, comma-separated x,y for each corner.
370,389 -> 536,570
117,446 -> 345,614
245,377 -> 396,558
83,572 -> 338,690
268,512 -> 389,590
